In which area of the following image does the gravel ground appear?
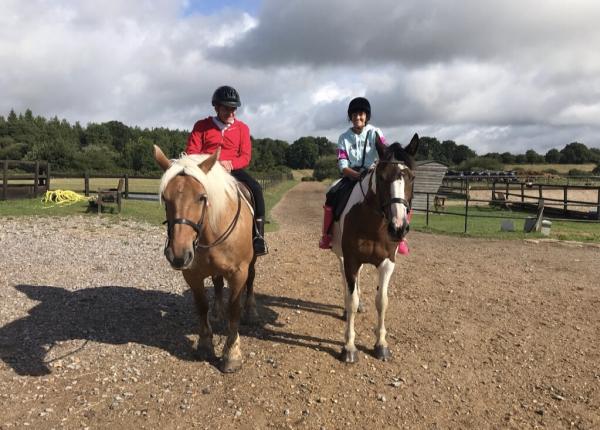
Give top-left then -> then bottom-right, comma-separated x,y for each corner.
1,182 -> 599,429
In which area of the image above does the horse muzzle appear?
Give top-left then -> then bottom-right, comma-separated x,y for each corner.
164,246 -> 194,270
387,220 -> 409,241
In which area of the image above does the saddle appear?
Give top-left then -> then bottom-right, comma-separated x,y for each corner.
327,177 -> 360,221
236,181 -> 257,214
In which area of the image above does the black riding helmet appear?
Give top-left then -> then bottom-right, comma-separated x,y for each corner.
347,97 -> 371,121
212,85 -> 241,107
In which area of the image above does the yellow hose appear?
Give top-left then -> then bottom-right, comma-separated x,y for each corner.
42,190 -> 89,207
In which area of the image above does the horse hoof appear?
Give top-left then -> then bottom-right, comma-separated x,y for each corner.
357,302 -> 366,313
341,348 -> 359,363
195,346 -> 216,362
220,358 -> 242,373
374,345 -> 391,361
242,310 -> 260,326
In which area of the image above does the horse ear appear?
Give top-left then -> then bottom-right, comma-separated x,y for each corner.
199,147 -> 221,174
154,145 -> 172,171
375,132 -> 387,159
405,133 -> 419,157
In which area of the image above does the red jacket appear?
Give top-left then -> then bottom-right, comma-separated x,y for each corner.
185,117 -> 251,170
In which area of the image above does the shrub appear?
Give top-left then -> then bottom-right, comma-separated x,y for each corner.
313,156 -> 340,181
568,168 -> 589,177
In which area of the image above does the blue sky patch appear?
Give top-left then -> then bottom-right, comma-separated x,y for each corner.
182,0 -> 262,16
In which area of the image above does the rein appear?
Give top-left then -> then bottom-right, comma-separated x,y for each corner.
163,188 -> 243,251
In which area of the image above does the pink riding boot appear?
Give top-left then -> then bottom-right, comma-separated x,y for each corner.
319,205 -> 334,249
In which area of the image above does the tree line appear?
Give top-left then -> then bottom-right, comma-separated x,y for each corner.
1,109 -> 599,176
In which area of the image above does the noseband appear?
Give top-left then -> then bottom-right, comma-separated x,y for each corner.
163,189 -> 242,250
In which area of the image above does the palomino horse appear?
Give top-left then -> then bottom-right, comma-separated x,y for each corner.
154,146 -> 258,373
330,134 -> 419,363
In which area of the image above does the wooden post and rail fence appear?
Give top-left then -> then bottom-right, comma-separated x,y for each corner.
2,161 -> 292,201
1,160 -> 50,200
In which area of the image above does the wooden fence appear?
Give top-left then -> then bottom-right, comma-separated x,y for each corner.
440,177 -> 600,220
1,160 -> 50,200
51,171 -> 293,198
416,190 -> 600,235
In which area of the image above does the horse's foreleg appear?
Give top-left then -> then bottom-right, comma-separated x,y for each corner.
220,270 -> 247,373
183,273 -> 215,362
356,264 -> 365,313
341,260 -> 360,363
341,260 -> 363,320
242,258 -> 259,324
211,276 -> 226,322
374,258 -> 395,361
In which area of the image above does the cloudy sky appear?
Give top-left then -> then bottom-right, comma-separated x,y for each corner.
2,0 -> 600,154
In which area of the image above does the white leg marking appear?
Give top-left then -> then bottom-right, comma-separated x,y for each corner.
376,258 -> 395,348
344,282 -> 360,354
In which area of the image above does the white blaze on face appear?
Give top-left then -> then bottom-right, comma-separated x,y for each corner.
390,171 -> 407,229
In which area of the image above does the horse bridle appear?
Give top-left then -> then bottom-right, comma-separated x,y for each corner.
162,189 -> 242,251
359,160 -> 413,218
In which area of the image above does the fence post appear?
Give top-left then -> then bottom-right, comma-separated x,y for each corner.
426,192 -> 430,226
521,183 -> 524,202
505,181 -> 509,198
538,184 -> 542,201
492,181 -> 496,200
563,186 -> 568,216
2,160 -> 7,201
124,174 -> 129,198
597,188 -> 600,220
46,162 -> 51,191
464,193 -> 469,233
33,161 -> 39,197
84,172 -> 90,196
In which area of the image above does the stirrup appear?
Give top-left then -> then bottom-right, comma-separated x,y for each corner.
253,236 -> 268,256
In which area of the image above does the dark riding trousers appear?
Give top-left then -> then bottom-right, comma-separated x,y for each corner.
231,169 -> 265,218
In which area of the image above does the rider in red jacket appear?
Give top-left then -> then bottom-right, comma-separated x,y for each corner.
185,85 -> 268,256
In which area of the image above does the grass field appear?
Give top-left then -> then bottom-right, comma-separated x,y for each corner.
1,180 -> 297,233
411,204 -> 600,242
50,177 -> 159,194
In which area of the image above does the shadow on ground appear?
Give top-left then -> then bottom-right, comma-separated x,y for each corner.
0,284 -> 343,376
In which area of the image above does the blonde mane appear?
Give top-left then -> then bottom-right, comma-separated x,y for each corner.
159,154 -> 239,232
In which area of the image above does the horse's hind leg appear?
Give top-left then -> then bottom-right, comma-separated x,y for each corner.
211,276 -> 226,322
183,273 -> 215,362
220,269 -> 248,373
242,258 -> 259,325
374,259 -> 395,361
341,259 -> 360,363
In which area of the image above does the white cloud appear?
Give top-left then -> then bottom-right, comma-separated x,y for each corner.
1,0 -> 600,154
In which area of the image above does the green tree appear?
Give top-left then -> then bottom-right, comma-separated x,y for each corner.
452,144 -> 476,165
560,142 -> 595,164
286,137 -> 319,168
545,148 -> 561,163
83,123 -> 112,147
525,149 -> 544,163
500,152 -> 516,164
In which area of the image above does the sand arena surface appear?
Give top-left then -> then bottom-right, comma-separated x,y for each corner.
0,182 -> 599,429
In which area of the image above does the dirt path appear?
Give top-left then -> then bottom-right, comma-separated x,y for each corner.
1,182 -> 599,429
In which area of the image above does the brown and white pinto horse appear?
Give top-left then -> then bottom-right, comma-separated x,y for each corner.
330,134 -> 419,363
154,146 -> 257,373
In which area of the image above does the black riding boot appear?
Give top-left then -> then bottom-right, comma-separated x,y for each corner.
253,217 -> 268,256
